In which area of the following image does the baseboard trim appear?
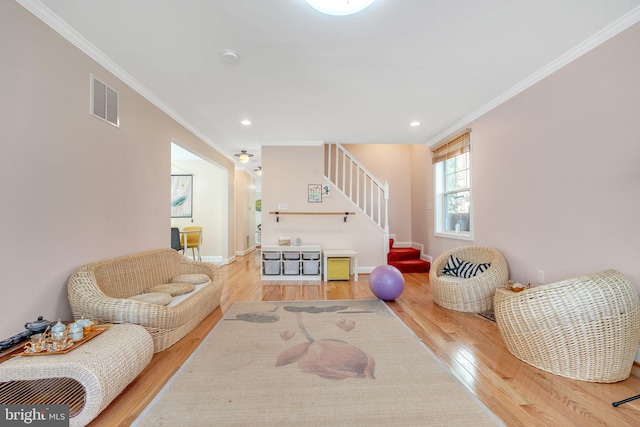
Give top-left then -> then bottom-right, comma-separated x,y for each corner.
184,255 -> 234,265
358,266 -> 375,275
235,246 -> 257,257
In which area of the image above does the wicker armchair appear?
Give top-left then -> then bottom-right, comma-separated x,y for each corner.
494,269 -> 640,383
429,246 -> 509,312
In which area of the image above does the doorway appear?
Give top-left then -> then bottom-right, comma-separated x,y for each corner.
171,142 -> 228,264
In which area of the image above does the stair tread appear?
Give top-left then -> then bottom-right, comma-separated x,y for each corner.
389,259 -> 430,266
388,247 -> 421,262
389,259 -> 430,273
386,242 -> 429,272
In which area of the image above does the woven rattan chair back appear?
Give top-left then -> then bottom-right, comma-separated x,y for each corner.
494,269 -> 640,383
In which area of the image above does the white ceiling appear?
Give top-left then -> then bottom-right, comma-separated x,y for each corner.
26,0 -> 640,173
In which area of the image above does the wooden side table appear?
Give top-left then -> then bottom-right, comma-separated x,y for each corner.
0,324 -> 153,427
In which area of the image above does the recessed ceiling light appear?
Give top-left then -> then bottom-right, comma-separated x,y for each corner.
410,121 -> 421,127
305,0 -> 376,16
241,119 -> 252,126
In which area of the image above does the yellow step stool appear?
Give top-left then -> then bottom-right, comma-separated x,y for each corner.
327,257 -> 350,281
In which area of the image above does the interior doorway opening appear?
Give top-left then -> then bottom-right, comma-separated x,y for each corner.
171,141 -> 228,264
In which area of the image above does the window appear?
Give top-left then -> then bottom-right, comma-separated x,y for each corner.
432,130 -> 472,239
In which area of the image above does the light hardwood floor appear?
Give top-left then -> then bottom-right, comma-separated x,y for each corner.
90,252 -> 640,426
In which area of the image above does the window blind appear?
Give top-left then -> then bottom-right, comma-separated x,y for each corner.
431,130 -> 470,164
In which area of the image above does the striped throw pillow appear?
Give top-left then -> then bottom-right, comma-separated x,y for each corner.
442,255 -> 490,278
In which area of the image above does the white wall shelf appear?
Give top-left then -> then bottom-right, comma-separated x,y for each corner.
268,211 -> 355,223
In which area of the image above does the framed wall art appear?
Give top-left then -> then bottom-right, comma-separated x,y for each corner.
171,174 -> 193,218
308,184 -> 322,203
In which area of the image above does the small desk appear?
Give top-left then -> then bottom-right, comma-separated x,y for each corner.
323,249 -> 358,281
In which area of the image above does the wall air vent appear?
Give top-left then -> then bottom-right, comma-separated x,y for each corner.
90,74 -> 119,127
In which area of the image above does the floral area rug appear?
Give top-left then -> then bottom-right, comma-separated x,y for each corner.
134,299 -> 503,426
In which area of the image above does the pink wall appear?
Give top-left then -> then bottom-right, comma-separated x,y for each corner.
0,2 -> 236,338
261,145 -> 386,269
343,144 -> 413,243
235,169 -> 257,254
409,144 -> 432,254
417,21 -> 640,291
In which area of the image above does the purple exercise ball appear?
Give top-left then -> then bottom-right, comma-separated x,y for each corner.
369,265 -> 405,301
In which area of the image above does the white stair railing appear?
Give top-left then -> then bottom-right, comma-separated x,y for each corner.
324,143 -> 390,253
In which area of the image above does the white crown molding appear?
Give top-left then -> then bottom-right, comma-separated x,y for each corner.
17,0 -> 236,164
18,0 -> 640,152
260,140 -> 325,146
426,5 -> 640,147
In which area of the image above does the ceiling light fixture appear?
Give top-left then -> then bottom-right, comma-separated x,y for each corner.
254,166 -> 262,176
234,150 -> 254,164
305,0 -> 376,16
410,121 -> 421,127
241,119 -> 252,126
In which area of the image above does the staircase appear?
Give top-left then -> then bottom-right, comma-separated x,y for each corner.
324,143 -> 390,254
387,239 -> 430,273
324,143 -> 429,274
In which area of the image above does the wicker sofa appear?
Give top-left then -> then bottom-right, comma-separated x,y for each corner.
67,248 -> 223,352
494,269 -> 640,383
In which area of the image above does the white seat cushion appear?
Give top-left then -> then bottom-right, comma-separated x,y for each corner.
128,292 -> 172,305
171,273 -> 210,284
148,282 -> 195,296
437,274 -> 466,283
167,280 -> 211,307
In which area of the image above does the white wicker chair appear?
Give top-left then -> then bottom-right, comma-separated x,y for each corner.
494,269 -> 640,383
429,246 -> 509,312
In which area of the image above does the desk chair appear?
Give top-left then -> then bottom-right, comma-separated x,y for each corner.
181,226 -> 202,261
170,227 -> 184,253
